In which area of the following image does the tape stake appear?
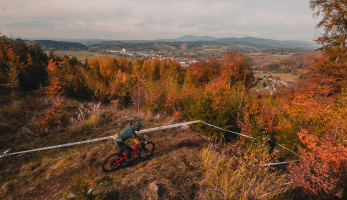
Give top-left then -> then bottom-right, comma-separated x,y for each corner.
258,160 -> 300,167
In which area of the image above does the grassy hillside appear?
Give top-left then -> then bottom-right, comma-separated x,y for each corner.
0,89 -> 293,199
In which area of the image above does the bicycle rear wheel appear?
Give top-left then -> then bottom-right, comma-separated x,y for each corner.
138,142 -> 155,160
102,153 -> 124,172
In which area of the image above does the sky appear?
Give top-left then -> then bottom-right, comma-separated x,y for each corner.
0,0 -> 322,42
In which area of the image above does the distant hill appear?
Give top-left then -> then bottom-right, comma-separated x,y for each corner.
215,37 -> 318,49
25,40 -> 88,51
149,35 -> 318,49
155,35 -> 219,42
23,35 -> 319,51
261,48 -> 312,54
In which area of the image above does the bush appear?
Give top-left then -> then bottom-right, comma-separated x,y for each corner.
184,85 -> 250,140
289,128 -> 347,199
37,100 -> 63,128
289,155 -> 346,199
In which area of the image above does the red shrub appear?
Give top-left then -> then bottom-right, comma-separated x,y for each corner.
289,155 -> 344,199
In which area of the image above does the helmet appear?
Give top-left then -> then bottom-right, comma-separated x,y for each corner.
133,121 -> 144,128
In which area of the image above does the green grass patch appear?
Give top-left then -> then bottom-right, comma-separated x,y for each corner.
253,80 -> 265,89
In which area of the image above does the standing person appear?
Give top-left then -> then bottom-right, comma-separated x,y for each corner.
113,121 -> 145,162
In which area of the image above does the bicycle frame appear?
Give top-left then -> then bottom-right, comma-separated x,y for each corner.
113,144 -> 139,166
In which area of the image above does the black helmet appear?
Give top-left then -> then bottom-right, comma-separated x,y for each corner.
133,121 -> 144,128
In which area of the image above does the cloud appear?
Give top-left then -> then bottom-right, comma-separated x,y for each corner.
2,21 -> 55,29
0,0 -> 321,41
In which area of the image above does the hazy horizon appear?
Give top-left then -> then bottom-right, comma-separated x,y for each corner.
15,35 -> 316,44
0,0 -> 321,42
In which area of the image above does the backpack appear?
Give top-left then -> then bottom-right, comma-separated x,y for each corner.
113,133 -> 123,142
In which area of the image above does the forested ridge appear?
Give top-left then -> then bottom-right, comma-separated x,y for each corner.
25,40 -> 88,51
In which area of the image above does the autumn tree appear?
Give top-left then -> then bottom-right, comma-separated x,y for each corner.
6,47 -> 25,91
221,51 -> 254,89
0,36 -> 10,87
310,0 -> 347,51
296,1 -> 347,96
287,1 -> 347,191
187,59 -> 221,86
0,37 -> 47,91
45,59 -> 64,97
149,57 -> 160,80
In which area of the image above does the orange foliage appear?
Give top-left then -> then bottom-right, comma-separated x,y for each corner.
238,96 -> 282,139
187,59 -> 221,86
37,100 -> 63,128
305,50 -> 347,96
99,56 -> 115,80
45,59 -> 64,97
289,154 -> 344,199
108,69 -> 133,99
221,51 -> 253,88
164,77 -> 181,111
298,129 -> 347,168
6,46 -> 27,90
204,79 -> 228,95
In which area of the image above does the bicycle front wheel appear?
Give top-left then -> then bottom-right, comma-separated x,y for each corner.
102,153 -> 124,172
138,142 -> 155,160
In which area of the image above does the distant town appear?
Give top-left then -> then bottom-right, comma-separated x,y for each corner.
104,48 -> 198,67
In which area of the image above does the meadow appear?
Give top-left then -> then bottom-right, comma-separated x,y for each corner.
254,73 -> 300,82
54,51 -> 118,61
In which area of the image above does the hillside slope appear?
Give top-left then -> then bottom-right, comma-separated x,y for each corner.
0,90 -> 293,199
0,90 -> 209,199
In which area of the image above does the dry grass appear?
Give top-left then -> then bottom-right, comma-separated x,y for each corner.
249,54 -> 292,66
200,145 -> 294,200
69,102 -> 102,134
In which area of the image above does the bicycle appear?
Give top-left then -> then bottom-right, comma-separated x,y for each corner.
102,141 -> 155,172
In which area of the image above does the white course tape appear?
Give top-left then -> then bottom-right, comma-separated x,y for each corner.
0,120 -> 301,167
258,160 -> 300,167
0,121 -> 201,158
198,121 -> 301,157
199,121 -> 255,139
264,138 -> 301,157
137,120 -> 201,134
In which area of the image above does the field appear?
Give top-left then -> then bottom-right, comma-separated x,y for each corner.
254,73 -> 300,82
53,51 -> 122,61
248,53 -> 293,61
248,53 -> 293,67
253,80 -> 265,89
197,44 -> 230,53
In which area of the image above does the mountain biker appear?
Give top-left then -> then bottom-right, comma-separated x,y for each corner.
112,121 -> 145,162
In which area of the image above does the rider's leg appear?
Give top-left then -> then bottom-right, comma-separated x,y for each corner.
124,144 -> 133,159
118,148 -> 124,155
114,141 -> 125,155
115,141 -> 133,159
